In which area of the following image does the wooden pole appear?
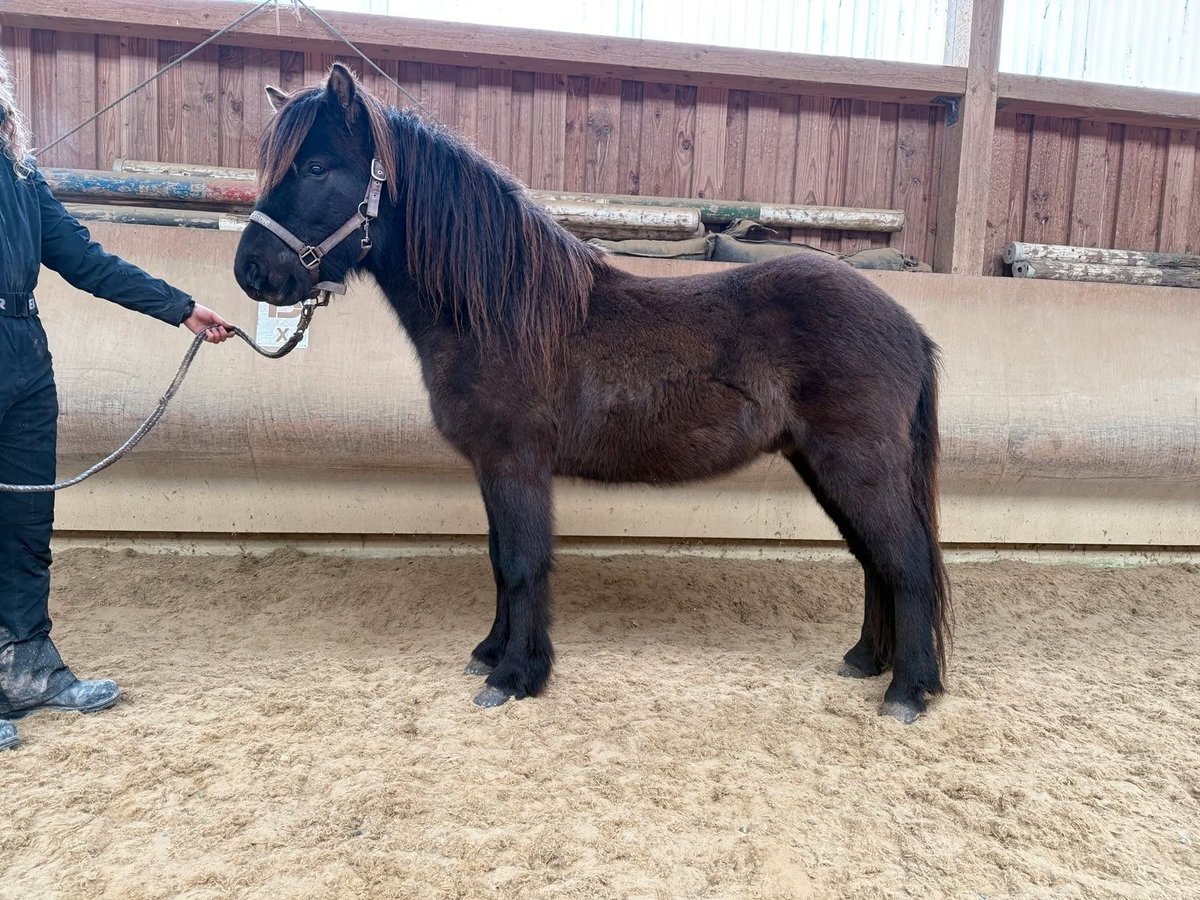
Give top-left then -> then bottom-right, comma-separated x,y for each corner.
1005,242 -> 1200,269
1011,259 -> 1200,288
114,158 -> 256,181
934,0 -> 1004,275
112,159 -> 907,232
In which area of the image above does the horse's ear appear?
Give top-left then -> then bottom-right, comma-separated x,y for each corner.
325,62 -> 357,115
265,85 -> 289,112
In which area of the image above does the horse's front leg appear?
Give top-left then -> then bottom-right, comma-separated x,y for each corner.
471,462 -> 556,708
464,502 -> 508,676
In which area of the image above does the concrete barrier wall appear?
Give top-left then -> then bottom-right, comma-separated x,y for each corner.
36,224 -> 1200,546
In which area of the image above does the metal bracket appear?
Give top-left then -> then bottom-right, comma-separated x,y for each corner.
932,95 -> 962,126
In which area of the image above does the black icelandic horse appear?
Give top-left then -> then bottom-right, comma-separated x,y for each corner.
233,65 -> 951,724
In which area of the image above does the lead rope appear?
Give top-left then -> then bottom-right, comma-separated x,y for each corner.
0,300 -> 324,493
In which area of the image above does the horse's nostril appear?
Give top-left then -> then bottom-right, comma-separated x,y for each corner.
244,259 -> 261,287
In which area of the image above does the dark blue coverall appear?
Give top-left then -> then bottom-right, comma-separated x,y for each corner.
0,157 -> 194,717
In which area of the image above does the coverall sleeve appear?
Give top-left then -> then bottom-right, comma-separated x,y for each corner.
32,168 -> 196,326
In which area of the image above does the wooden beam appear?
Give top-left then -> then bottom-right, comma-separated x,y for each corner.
0,0 -> 966,104
998,74 -> 1200,131
934,0 -> 1004,275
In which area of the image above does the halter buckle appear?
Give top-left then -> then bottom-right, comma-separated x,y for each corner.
370,158 -> 387,182
298,246 -> 322,270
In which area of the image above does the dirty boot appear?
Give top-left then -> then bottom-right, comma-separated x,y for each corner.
0,720 -> 17,751
9,678 -> 121,719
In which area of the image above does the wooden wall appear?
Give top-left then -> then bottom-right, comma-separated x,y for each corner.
986,111 -> 1200,273
4,17 -> 1199,273
0,25 -> 945,262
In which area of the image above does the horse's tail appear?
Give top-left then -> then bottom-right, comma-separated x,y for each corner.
910,337 -> 952,685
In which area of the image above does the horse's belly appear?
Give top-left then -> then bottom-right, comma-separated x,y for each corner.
558,378 -> 786,484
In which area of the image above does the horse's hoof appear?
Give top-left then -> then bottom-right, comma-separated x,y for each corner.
879,700 -> 921,725
838,661 -> 879,679
464,657 -> 494,676
473,685 -> 512,708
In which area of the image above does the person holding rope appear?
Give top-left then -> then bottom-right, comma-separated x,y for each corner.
0,53 -> 232,751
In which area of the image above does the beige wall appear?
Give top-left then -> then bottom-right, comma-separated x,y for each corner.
36,225 -> 1200,546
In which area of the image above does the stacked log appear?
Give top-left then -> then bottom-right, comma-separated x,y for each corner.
1007,242 -> 1200,289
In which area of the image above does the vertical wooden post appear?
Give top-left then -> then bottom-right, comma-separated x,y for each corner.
934,0 -> 1004,274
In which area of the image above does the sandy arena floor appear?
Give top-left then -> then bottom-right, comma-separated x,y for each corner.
1,548 -> 1197,899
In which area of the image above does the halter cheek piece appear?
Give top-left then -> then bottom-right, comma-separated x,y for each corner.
248,158 -> 387,306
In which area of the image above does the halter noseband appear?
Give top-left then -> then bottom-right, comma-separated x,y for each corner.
248,158 -> 387,303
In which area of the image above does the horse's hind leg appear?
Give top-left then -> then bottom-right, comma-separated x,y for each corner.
839,572 -> 893,678
791,434 -> 944,723
470,461 -> 556,708
785,453 -> 893,678
465,503 -> 508,676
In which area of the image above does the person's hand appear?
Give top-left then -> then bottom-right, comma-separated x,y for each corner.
184,304 -> 233,344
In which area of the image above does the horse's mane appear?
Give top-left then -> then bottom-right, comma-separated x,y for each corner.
257,79 -> 603,367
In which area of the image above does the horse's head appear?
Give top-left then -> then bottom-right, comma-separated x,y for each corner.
234,64 -> 396,308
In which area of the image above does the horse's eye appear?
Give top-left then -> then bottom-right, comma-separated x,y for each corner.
307,163 -> 326,177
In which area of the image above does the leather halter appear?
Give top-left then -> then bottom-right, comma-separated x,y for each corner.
248,158 -> 387,301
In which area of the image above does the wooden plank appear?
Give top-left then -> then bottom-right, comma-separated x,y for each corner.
453,67 -> 479,144
690,86 -> 727,200
0,26 -> 33,124
823,98 -> 851,251
722,89 -> 749,201
29,30 -> 56,165
924,106 -> 946,267
1069,121 -> 1122,250
111,37 -> 159,164
638,82 -> 675,199
94,34 -> 122,168
584,75 -> 621,194
844,99 -> 902,250
508,71 -> 534,184
362,56 -> 400,110
530,71 -> 567,190
774,95 -> 801,203
399,61 -> 423,115
421,63 -> 456,124
563,76 -> 589,192
278,50 -> 305,95
672,85 -> 697,201
157,41 -> 218,165
1021,115 -> 1078,247
34,30 -> 96,168
1159,129 -> 1197,254
475,68 -> 510,165
871,103 -> 900,248
983,111 -> 1016,274
741,91 -> 780,202
791,95 -> 833,248
633,84 -> 700,199
5,0 -> 967,105
895,104 -> 937,262
1189,139 -> 1200,255
999,74 -> 1200,131
1113,126 -> 1168,251
617,79 -> 643,196
217,44 -> 245,169
934,0 -> 1003,274
240,47 -> 277,166
58,31 -> 97,167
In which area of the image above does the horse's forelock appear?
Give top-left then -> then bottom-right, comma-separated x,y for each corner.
256,88 -> 321,195
256,82 -> 398,202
